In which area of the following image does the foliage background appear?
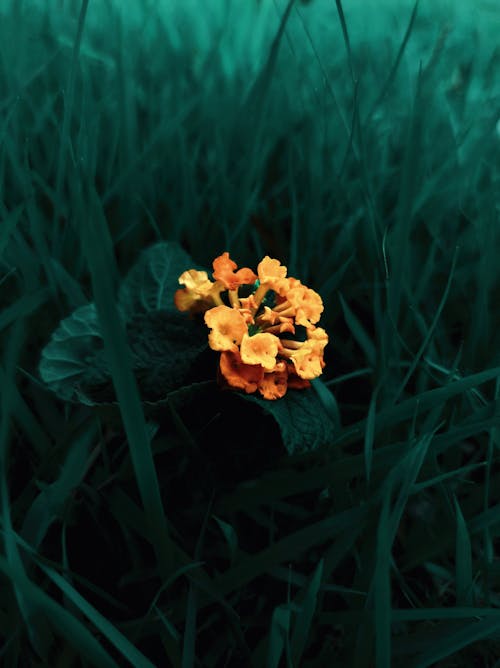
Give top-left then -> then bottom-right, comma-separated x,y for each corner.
0,0 -> 499,665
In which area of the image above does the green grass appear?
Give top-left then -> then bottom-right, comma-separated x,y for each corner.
1,0 -> 500,665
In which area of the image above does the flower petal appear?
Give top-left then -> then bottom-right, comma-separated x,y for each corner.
257,256 -> 287,286
204,305 -> 248,351
212,252 -> 257,290
219,351 -> 264,393
240,332 -> 279,371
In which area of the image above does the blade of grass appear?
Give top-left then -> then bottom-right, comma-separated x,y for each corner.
182,497 -> 213,668
38,562 -> 156,668
312,378 -> 341,429
333,0 -> 355,83
0,555 -> 119,668
53,0 -> 90,253
454,496 -> 473,606
0,366 -> 52,457
339,292 -> 376,367
365,0 -> 420,124
387,62 -> 424,335
79,185 -> 174,574
413,616 -> 500,668
0,317 -> 54,657
290,558 -> 324,666
267,604 -> 292,668
364,385 -> 379,483
0,204 -> 23,259
20,423 -> 96,552
482,377 -> 500,604
392,245 -> 459,404
214,505 -> 367,598
337,365 -> 500,448
0,288 -> 50,334
374,493 -> 391,668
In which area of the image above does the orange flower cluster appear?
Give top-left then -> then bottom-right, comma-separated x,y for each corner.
174,252 -> 328,400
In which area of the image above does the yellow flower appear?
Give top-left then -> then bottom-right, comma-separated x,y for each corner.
219,351 -> 264,393
175,252 -> 330,399
240,332 -> 279,371
287,284 -> 324,327
212,252 -> 257,291
280,327 -> 328,380
174,269 -> 223,312
251,256 -> 288,309
257,361 -> 288,400
204,305 -> 248,352
273,279 -> 323,327
257,256 -> 287,287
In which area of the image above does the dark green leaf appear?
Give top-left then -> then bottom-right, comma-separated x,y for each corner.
119,240 -> 201,316
38,303 -> 108,405
127,309 -> 208,400
39,306 -> 208,405
242,388 -> 336,454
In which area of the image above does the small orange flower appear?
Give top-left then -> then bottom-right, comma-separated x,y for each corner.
258,361 -> 288,400
175,252 -> 329,399
219,351 -> 264,393
287,283 -> 324,327
240,332 -> 279,371
272,279 -> 323,327
212,252 -> 257,291
257,256 -> 287,287
204,305 -> 247,351
284,327 -> 328,379
174,269 -> 223,312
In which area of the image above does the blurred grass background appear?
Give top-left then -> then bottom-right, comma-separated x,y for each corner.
1,0 -> 500,665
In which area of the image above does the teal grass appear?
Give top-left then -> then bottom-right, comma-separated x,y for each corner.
1,0 -> 500,665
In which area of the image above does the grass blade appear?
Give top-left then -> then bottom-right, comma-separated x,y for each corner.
374,493 -> 391,668
365,0 -> 420,123
337,365 -> 500,448
414,616 -> 500,668
393,245 -> 459,404
39,563 -> 155,668
53,0 -> 90,250
339,292 -> 376,366
290,558 -> 324,666
364,385 -> 379,483
79,186 -> 174,574
454,496 -> 473,606
267,604 -> 292,668
0,555 -> 119,668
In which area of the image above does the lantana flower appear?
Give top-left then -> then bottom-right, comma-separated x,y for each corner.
174,269 -> 224,313
175,252 -> 328,400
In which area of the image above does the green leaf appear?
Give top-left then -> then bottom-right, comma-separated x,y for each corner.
242,388 -> 336,454
127,309 -> 208,401
39,304 -> 208,405
119,240 -> 200,316
39,241 -> 209,405
38,303 -> 108,405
